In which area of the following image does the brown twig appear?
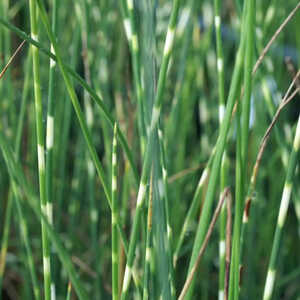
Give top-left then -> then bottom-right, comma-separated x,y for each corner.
250,70 -> 300,188
252,2 -> 300,75
168,163 -> 205,183
178,187 -> 231,300
0,40 -> 26,80
285,57 -> 300,92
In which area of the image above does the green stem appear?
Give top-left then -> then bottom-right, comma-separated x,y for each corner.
263,115 -> 300,300
28,1 -> 52,299
112,124 -> 119,300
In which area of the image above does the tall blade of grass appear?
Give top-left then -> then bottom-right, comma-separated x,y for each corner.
28,1 -> 52,298
112,123 -> 119,300
213,0 -> 228,298
229,1 -> 256,299
0,131 -> 89,299
263,115 -> 300,300
45,0 -> 58,297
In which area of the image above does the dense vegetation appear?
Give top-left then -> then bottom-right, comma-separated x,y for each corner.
0,0 -> 299,299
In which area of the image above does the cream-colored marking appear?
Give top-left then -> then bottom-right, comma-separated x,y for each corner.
215,16 -> 221,28
38,145 -> 45,172
162,167 -> 167,180
87,159 -> 95,176
43,256 -> 51,275
278,184 -> 292,227
47,202 -> 53,225
146,247 -> 151,262
265,7 -> 275,24
293,117 -> 300,151
219,104 -> 225,123
219,240 -> 225,258
91,209 -> 98,222
163,28 -> 175,56
199,169 -> 208,187
217,58 -> 223,72
46,116 -> 54,150
112,177 -> 117,192
137,183 -> 147,207
158,128 -> 163,139
122,266 -> 132,291
151,106 -> 160,129
167,224 -> 172,240
132,35 -> 138,51
50,44 -> 56,68
112,152 -> 117,166
263,269 -> 276,300
127,0 -> 133,10
218,290 -> 224,300
124,19 -> 132,40
242,209 -> 248,224
51,283 -> 56,300
86,104 -> 93,128
112,213 -> 117,225
31,33 -> 38,42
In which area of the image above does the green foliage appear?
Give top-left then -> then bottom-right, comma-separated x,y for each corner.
0,1 -> 299,299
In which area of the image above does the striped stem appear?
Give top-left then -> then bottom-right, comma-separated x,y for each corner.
45,0 -> 58,298
213,0 -> 227,298
263,115 -> 300,300
28,1 -> 52,299
143,172 -> 153,300
112,123 -> 119,300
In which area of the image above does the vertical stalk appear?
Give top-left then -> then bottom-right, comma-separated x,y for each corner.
45,0 -> 58,297
142,172 -> 153,300
28,1 -> 52,299
112,124 -> 119,300
263,115 -> 300,300
213,0 -> 228,298
228,1 -> 255,299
